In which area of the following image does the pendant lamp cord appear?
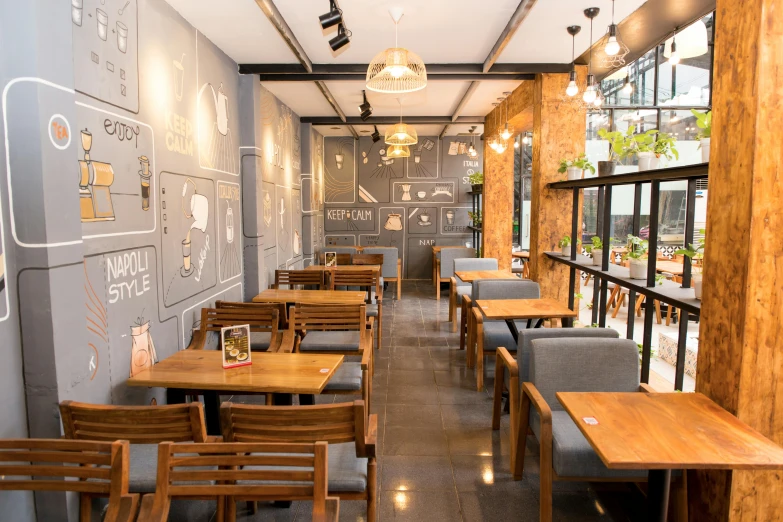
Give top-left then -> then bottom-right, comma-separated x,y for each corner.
588,17 -> 594,75
611,0 -> 615,23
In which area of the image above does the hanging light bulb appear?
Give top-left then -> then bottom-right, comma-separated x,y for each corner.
566,74 -> 579,97
564,26 -> 581,98
495,139 -> 507,154
513,140 -> 520,149
600,1 -> 629,67
522,134 -> 530,146
385,98 -> 417,145
583,76 -> 597,103
605,29 -> 620,56
622,73 -> 633,95
580,8 -> 605,111
669,34 -> 680,65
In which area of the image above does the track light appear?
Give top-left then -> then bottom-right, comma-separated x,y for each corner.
319,0 -> 343,29
329,23 -> 351,52
359,90 -> 372,121
371,125 -> 381,143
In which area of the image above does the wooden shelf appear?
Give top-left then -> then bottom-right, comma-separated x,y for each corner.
547,163 -> 708,190
545,252 -> 701,315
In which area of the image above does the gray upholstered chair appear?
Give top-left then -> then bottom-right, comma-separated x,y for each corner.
435,247 -> 475,300
466,279 -> 540,391
448,257 -> 498,332
498,336 -> 686,522
362,247 -> 401,299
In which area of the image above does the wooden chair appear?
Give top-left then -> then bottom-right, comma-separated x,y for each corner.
187,305 -> 294,353
318,252 -> 352,265
0,438 -> 138,522
272,269 -> 325,290
290,303 -> 374,408
215,300 -> 289,330
352,253 -> 384,266
330,269 -> 383,351
449,257 -> 498,332
221,400 -> 375,522
436,247 -> 476,300
499,337 -> 686,522
60,401 -> 214,517
136,441 -> 339,522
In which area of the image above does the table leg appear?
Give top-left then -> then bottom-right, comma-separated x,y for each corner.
202,391 -> 222,436
562,317 -> 574,328
298,394 -> 315,405
506,319 -> 520,343
166,388 -> 186,405
534,318 -> 545,328
647,469 -> 671,522
271,393 -> 293,406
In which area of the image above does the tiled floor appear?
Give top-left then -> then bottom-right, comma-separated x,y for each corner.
223,281 -> 647,521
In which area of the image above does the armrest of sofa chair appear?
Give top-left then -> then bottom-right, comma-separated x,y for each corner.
313,497 -> 340,522
184,329 -> 205,350
639,383 -> 657,393
276,329 -> 295,353
365,413 -> 378,458
492,347 -> 518,430
519,382 -> 553,481
106,494 -> 139,522
135,494 -> 169,522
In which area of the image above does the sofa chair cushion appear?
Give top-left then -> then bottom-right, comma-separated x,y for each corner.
322,362 -> 362,392
299,331 -> 361,352
481,321 -> 526,352
362,247 -> 398,279
440,247 -> 477,278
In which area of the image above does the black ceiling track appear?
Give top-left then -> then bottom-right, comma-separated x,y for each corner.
301,116 -> 486,125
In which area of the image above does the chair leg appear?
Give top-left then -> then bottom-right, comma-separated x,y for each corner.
436,277 -> 441,300
224,496 -> 235,522
377,307 -> 383,351
80,493 -> 91,522
476,345 -> 484,391
513,392 -> 531,480
367,459 -> 377,522
635,295 -> 645,317
670,472 -> 688,522
460,301 -> 468,345
655,300 -> 662,324
449,293 -> 458,332
611,292 -> 624,318
666,306 -> 674,327
492,353 -> 505,430
540,445 -> 553,522
397,278 -> 401,300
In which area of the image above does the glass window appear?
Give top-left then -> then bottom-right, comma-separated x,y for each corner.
612,109 -> 657,172
600,48 -> 656,106
585,111 -> 611,167
660,110 -> 702,166
657,13 -> 713,106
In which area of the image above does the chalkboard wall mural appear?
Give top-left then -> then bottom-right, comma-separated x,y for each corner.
324,136 -> 482,278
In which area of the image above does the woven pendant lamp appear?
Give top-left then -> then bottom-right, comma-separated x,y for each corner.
387,144 -> 410,158
366,8 -> 427,94
385,99 -> 418,146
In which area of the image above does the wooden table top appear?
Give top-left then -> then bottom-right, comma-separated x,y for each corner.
304,265 -> 379,272
512,251 -> 530,259
252,289 -> 367,304
557,392 -> 783,470
475,298 -> 578,320
127,351 -> 344,394
455,270 -> 519,283
655,260 -> 685,276
432,245 -> 466,254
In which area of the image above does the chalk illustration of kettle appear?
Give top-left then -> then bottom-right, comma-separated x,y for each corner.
216,84 -> 229,137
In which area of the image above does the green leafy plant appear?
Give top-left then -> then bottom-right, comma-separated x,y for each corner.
598,126 -> 638,162
653,132 -> 679,161
633,129 -> 659,153
558,235 -> 572,248
574,293 -> 584,300
690,110 -> 712,140
637,343 -> 657,358
675,229 -> 706,271
467,210 -> 482,226
468,171 -> 484,185
655,274 -> 666,286
623,234 -> 649,260
584,236 -> 604,254
558,153 -> 596,175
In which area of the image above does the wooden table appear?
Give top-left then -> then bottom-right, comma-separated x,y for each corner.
252,289 -> 367,305
455,270 -> 519,283
655,260 -> 685,277
557,392 -> 783,521
475,298 -> 578,341
128,350 -> 344,434
304,265 -> 379,272
511,251 -> 530,259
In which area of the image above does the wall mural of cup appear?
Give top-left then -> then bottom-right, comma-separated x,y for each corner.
335,153 -> 345,170
445,210 -> 455,225
198,82 -> 236,173
116,21 -> 129,53
138,155 -> 151,211
416,190 -> 428,201
72,0 -> 83,26
180,178 -> 209,277
129,317 -> 157,378
96,8 -> 109,41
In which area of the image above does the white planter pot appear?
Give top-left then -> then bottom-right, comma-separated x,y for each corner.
700,138 -> 710,163
561,245 -> 571,257
637,152 -> 657,171
693,274 -> 703,300
628,258 -> 648,279
592,248 -> 603,266
566,166 -> 583,181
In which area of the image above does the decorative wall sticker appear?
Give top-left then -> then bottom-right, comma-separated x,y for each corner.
324,138 -> 355,203
263,192 -> 272,227
129,313 -> 157,378
261,181 -> 276,250
441,137 -> 483,203
400,184 -> 412,201
278,196 -> 288,252
217,181 -> 241,283
325,208 -> 376,232
180,177 -> 209,277
408,138 -> 438,178
441,207 -> 472,235
393,181 -> 455,204
359,185 -> 379,203
138,155 -> 150,211
408,207 -> 438,235
359,207 -> 406,255
72,0 -> 139,112
78,128 -> 116,222
173,54 -> 185,102
198,83 -> 236,173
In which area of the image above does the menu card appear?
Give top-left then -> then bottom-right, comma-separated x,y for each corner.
221,324 -> 251,369
325,252 -> 337,267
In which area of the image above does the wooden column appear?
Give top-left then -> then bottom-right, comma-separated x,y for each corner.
482,133 -> 514,269
690,0 -> 783,519
529,71 -> 586,303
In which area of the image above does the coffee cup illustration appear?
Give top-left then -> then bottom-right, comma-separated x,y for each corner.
416,190 -> 427,200
445,210 -> 455,225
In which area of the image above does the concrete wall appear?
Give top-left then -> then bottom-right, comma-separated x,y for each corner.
323,137 -> 481,278
0,1 -> 319,520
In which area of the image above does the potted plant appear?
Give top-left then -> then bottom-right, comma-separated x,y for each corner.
558,153 -> 596,180
558,235 -> 573,257
691,109 -> 712,163
652,131 -> 679,168
467,210 -> 482,228
468,171 -> 484,193
584,236 -> 604,266
675,229 -> 705,299
597,126 -> 637,176
623,234 -> 649,279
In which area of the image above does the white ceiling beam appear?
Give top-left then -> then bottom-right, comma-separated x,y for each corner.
253,0 -> 313,73
482,0 -> 539,73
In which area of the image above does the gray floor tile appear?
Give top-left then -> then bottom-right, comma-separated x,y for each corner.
383,426 -> 449,456
388,356 -> 435,371
445,427 -> 511,456
437,386 -> 493,405
387,370 -> 436,386
457,487 -> 540,521
441,404 -> 498,428
385,384 -> 439,405
385,404 -> 442,428
381,455 -> 456,491
379,490 -> 463,521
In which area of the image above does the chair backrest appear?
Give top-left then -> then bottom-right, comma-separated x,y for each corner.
216,300 -> 288,329
149,440 -> 330,512
352,253 -> 384,266
274,269 -> 325,289
516,328 -> 620,382
318,252 -> 352,265
196,306 -> 279,350
60,401 -> 208,443
529,337 -> 639,412
329,270 -> 380,300
474,279 -> 539,300
362,247 -> 398,278
221,401 -> 369,456
453,257 -> 498,276
289,303 -> 366,332
0,438 -> 128,497
440,247 -> 476,278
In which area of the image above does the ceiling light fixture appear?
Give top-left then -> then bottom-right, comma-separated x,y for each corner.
668,28 -> 681,65
565,25 -> 582,97
359,90 -> 373,121
500,92 -> 514,140
388,144 -> 410,158
621,73 -> 633,95
371,125 -> 381,143
329,23 -> 351,52
319,0 -> 343,29
366,8 -> 427,94
581,8 -> 605,110
601,0 -> 629,67
664,20 -> 708,61
384,98 -> 417,146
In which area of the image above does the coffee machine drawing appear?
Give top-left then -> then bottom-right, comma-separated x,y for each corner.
180,178 -> 209,277
78,129 -> 116,222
